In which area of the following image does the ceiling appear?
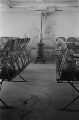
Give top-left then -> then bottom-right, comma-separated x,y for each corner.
0,0 -> 78,11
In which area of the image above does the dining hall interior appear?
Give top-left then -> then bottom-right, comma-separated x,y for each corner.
0,0 -> 79,120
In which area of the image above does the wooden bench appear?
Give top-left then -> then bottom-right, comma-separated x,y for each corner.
56,37 -> 79,111
0,37 -> 30,108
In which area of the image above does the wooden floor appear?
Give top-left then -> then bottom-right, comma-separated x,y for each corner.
0,63 -> 79,120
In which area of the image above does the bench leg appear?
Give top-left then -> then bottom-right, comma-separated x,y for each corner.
19,74 -> 28,82
63,95 -> 79,110
0,98 -> 13,109
60,81 -> 79,111
10,74 -> 29,82
0,81 -> 13,109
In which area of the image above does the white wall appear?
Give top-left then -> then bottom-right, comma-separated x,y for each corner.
0,9 -> 40,38
44,10 -> 79,39
54,11 -> 79,38
0,9 -> 79,47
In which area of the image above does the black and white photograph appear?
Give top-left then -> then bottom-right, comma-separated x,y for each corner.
0,0 -> 79,120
